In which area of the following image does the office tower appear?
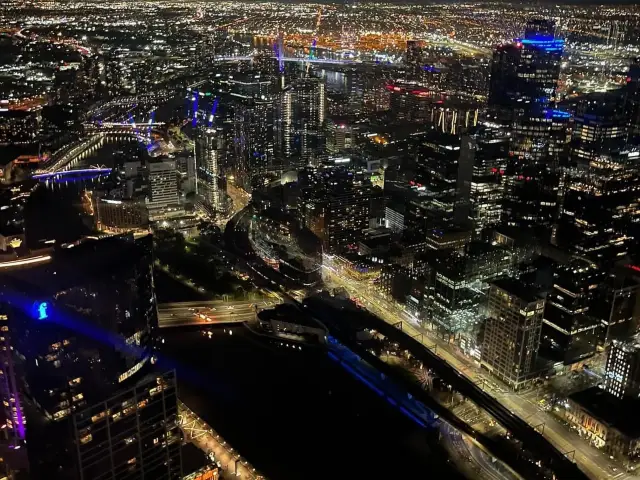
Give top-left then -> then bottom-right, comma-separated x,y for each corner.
603,341 -> 640,399
481,278 -> 545,390
0,235 -> 182,479
326,119 -> 353,154
414,131 -> 478,226
560,92 -> 639,263
425,251 -> 482,342
540,258 -> 603,367
196,126 -> 226,212
491,20 -> 569,239
295,78 -> 326,165
465,125 -> 510,239
593,269 -> 640,346
488,20 -> 562,123
300,167 -> 372,254
146,160 -> 179,210
487,43 -> 521,125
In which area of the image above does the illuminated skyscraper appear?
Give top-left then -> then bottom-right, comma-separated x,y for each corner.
299,167 -> 372,254
196,126 -> 226,212
481,278 -> 545,390
295,78 -> 326,165
540,258 -> 603,367
559,92 -> 638,262
490,19 -> 569,238
465,125 -> 510,238
227,72 -> 275,190
603,341 -> 640,399
0,235 -> 182,479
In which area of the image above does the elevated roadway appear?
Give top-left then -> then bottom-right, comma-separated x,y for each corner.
158,299 -> 280,328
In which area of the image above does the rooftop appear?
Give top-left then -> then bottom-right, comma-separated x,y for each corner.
491,277 -> 540,304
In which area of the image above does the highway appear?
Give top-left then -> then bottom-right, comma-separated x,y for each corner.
320,259 -> 627,480
158,299 -> 280,328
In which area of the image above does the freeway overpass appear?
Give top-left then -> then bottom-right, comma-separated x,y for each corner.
158,299 -> 280,328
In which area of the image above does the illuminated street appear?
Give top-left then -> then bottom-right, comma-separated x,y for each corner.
158,299 -> 280,328
321,260 -> 632,480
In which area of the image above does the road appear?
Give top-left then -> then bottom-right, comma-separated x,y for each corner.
321,259 -> 633,480
158,299 -> 280,328
441,423 -> 521,480
179,401 -> 263,479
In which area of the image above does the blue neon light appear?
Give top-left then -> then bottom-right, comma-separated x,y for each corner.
544,109 -> 571,119
516,36 -> 564,52
34,301 -> 49,320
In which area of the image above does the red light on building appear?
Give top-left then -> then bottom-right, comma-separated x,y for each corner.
626,264 -> 640,273
491,168 -> 498,173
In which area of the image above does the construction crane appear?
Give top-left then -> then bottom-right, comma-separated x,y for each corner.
306,7 -> 323,76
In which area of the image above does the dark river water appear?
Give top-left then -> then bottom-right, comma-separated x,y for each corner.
159,325 -> 464,480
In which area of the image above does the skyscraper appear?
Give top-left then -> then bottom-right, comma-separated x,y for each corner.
559,92 -> 639,263
481,278 -> 545,390
603,340 -> 640,399
196,125 -> 226,212
465,125 -> 510,238
295,78 -> 326,166
146,160 -> 179,217
490,19 -> 569,239
0,235 -> 182,479
300,167 -> 372,254
540,258 -> 603,367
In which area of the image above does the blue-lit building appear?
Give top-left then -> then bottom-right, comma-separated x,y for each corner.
0,234 -> 182,480
489,19 -> 570,239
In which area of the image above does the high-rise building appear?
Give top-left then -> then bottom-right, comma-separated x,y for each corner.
465,125 -> 510,238
592,268 -> 640,347
490,19 -> 569,240
414,131 -> 463,224
299,167 -> 372,254
540,258 -> 603,367
0,235 -> 182,479
559,92 -> 639,263
196,126 -> 226,212
603,340 -> 640,399
275,86 -> 295,164
295,78 -> 326,165
481,278 -> 545,390
146,160 -> 179,213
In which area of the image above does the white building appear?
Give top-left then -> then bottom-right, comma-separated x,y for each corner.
146,160 -> 179,219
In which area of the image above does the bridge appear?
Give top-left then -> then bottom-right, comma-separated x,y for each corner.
214,55 -> 375,65
33,168 -> 113,182
157,299 -> 280,329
